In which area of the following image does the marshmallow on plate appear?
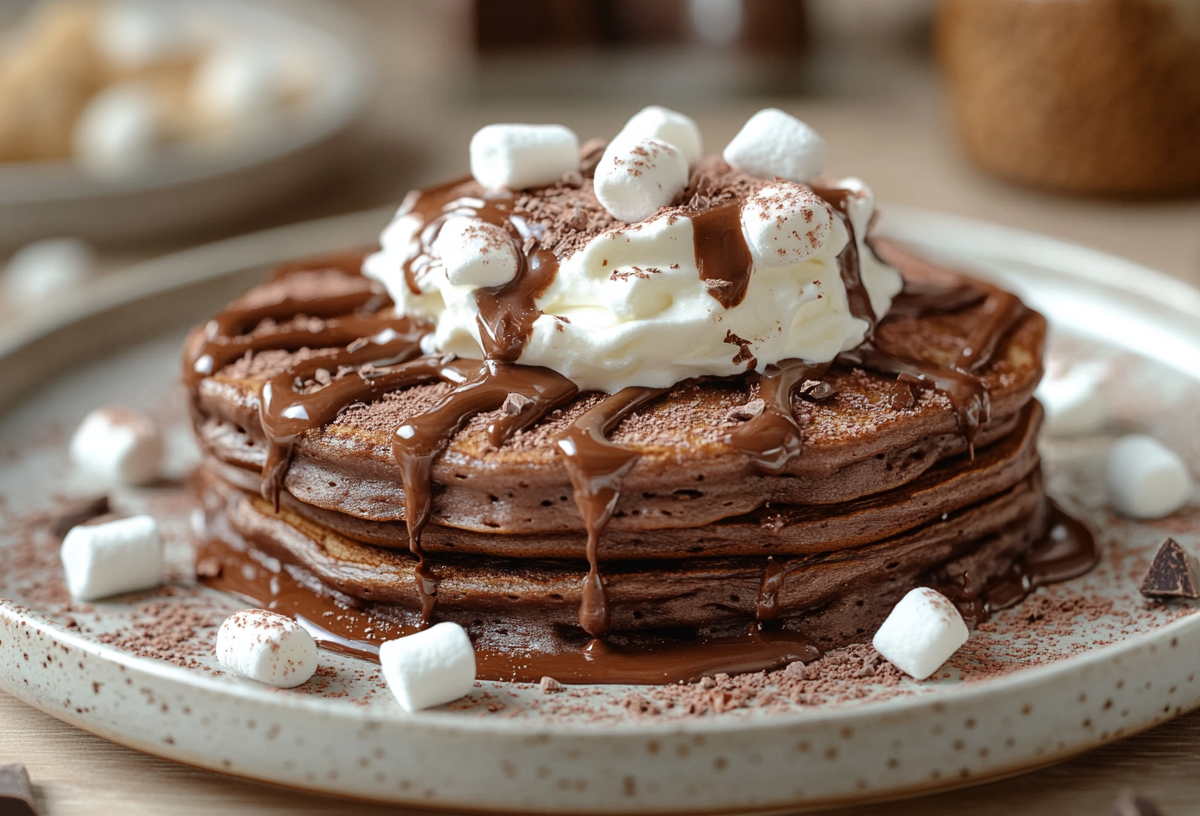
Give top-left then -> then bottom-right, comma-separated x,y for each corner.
723,108 -> 827,183
1105,434 -> 1192,519
72,81 -> 162,178
740,181 -> 834,267
433,218 -> 519,288
60,515 -> 163,601
872,587 -> 969,681
2,237 -> 95,305
613,106 -> 703,166
216,610 -> 318,689
470,124 -> 580,190
70,406 -> 164,486
379,622 -> 477,712
1036,362 -> 1107,436
594,137 -> 688,223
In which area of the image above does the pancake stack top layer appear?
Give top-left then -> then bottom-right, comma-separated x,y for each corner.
186,109 -> 1092,661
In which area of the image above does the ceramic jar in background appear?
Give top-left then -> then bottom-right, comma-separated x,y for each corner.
939,0 -> 1200,196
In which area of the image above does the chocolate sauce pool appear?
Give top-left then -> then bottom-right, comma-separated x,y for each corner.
196,498 -> 1095,684
196,536 -> 819,684
186,167 -> 1098,684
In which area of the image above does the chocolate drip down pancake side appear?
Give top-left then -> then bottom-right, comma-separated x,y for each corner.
185,175 -> 1097,683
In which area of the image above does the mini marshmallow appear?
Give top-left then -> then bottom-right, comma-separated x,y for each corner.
613,106 -> 703,166
2,237 -> 95,305
433,218 -> 519,288
740,181 -> 835,267
469,124 -> 580,190
872,587 -> 969,681
215,609 -> 318,689
1036,362 -> 1107,436
723,108 -> 827,183
379,622 -> 477,712
60,515 -> 163,601
72,81 -> 162,178
1105,434 -> 1192,519
70,406 -> 164,486
191,40 -> 288,129
594,137 -> 689,223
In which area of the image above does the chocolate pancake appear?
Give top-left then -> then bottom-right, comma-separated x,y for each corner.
185,158 -> 1097,683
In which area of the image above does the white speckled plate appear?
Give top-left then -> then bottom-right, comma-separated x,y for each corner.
1,209 -> 1198,813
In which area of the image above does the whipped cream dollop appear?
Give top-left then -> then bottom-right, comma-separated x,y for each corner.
364,108 -> 902,393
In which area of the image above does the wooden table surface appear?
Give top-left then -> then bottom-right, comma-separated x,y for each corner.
3,2 -> 1200,813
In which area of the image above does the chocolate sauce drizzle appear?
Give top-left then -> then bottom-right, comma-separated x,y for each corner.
258,327 -> 431,508
183,285 -> 390,388
187,174 -> 1090,683
554,387 -> 666,636
726,360 -> 830,474
392,361 -> 578,623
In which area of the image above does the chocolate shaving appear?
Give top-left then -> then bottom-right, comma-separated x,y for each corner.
564,202 -> 588,232
725,399 -> 766,422
0,763 -> 37,816
579,138 -> 607,176
703,278 -> 732,292
502,392 -> 534,416
346,337 -> 369,353
1107,788 -> 1166,816
683,170 -> 715,204
855,650 -> 881,678
723,331 -> 757,368
539,676 -> 564,694
51,495 -> 110,539
1139,538 -> 1200,600
782,660 -> 808,680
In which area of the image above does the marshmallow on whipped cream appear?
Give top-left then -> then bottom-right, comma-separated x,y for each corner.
364,108 -> 902,392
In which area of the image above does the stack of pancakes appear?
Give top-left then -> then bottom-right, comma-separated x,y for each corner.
189,240 -> 1050,655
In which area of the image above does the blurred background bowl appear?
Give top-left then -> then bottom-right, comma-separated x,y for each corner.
0,0 -> 371,250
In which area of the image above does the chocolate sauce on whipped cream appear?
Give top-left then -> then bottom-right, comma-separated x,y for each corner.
187,160 -> 1094,681
811,185 -> 876,339
691,203 -> 755,309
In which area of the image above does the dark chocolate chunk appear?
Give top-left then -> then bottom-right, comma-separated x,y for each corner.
725,398 -> 766,423
51,495 -> 110,540
1139,538 -> 1200,600
0,763 -> 37,816
195,558 -> 222,579
1107,788 -> 1165,816
798,379 -> 836,401
502,392 -> 534,416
